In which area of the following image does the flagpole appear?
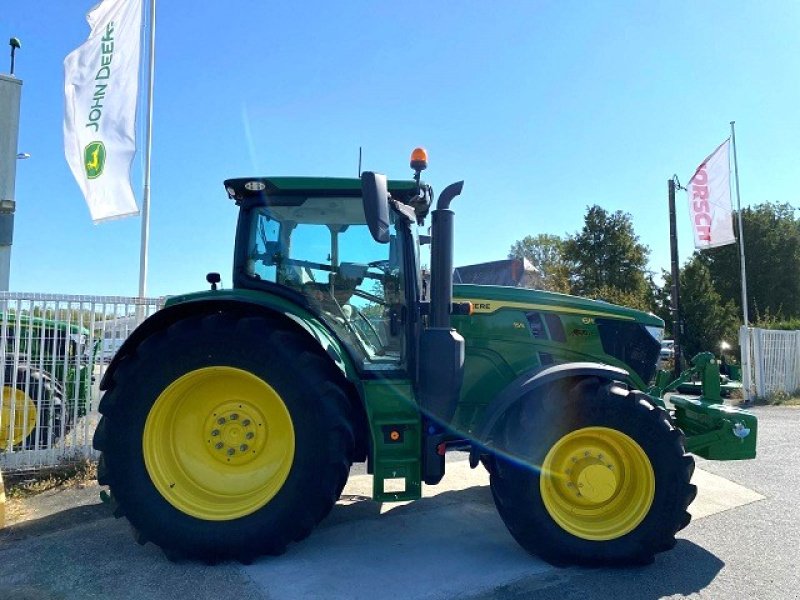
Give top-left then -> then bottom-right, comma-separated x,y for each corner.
730,121 -> 749,326
138,0 -> 155,298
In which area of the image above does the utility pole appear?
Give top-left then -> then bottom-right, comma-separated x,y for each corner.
0,38 -> 23,292
668,177 -> 683,377
730,121 -> 749,326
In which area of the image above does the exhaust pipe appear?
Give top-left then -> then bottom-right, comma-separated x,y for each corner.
430,181 -> 464,328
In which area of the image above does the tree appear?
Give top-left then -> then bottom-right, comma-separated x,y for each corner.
681,257 -> 740,358
660,256 -> 739,358
562,205 -> 652,306
653,269 -> 674,336
700,203 -> 800,320
508,233 -> 570,293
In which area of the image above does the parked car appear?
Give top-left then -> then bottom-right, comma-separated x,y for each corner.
660,339 -> 675,360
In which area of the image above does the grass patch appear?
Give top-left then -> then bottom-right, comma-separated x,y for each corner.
5,459 -> 97,500
753,390 -> 800,406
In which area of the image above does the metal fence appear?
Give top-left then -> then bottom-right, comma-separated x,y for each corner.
0,292 -> 164,472
740,326 -> 800,401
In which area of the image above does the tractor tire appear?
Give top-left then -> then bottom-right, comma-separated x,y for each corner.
93,311 -> 355,562
489,377 -> 696,566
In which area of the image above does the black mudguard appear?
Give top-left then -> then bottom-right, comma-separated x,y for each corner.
468,362 -> 631,467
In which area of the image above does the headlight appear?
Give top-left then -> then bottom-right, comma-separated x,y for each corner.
645,325 -> 664,343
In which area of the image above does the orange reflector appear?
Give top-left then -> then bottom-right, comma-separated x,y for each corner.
390,430 -> 400,441
410,147 -> 428,171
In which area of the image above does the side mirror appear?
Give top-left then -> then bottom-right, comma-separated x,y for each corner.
361,171 -> 391,244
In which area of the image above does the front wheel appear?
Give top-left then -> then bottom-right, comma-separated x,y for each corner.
489,378 -> 696,566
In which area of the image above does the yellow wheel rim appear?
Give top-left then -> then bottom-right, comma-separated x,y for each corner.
143,366 -> 295,521
540,426 -> 655,541
0,387 -> 37,448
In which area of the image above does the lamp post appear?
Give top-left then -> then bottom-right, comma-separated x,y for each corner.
0,38 -> 23,292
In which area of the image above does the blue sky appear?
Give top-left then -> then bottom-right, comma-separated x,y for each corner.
2,1 -> 799,298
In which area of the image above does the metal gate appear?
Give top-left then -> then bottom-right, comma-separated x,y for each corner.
740,325 -> 800,401
0,292 -> 164,472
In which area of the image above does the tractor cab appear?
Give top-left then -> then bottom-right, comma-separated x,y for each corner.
224,176 -> 426,370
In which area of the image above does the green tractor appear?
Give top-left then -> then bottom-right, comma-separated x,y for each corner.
94,149 -> 757,566
2,314 -> 96,450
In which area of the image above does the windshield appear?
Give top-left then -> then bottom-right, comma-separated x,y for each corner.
245,200 -> 406,367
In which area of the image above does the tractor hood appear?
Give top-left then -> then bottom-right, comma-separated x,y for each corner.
453,284 -> 663,328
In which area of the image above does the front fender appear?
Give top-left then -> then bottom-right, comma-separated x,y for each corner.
468,362 -> 632,467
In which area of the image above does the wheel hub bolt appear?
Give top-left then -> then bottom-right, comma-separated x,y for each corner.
242,419 -> 251,427
239,444 -> 248,452
227,448 -> 235,456
217,417 -> 226,425
211,429 -> 220,436
246,432 -> 254,440
215,442 -> 224,450
230,413 -> 239,421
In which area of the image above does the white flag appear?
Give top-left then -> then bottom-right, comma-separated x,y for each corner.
686,139 -> 736,249
64,0 -> 143,222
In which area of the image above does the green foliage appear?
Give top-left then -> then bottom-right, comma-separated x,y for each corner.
755,390 -> 800,406
508,233 -> 570,293
676,256 -> 739,358
752,305 -> 800,330
509,206 -> 655,310
653,269 -> 674,335
590,285 -> 654,313
562,205 -> 653,309
700,203 -> 800,319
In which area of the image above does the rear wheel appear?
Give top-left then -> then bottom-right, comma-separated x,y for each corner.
93,312 -> 354,561
489,377 -> 696,566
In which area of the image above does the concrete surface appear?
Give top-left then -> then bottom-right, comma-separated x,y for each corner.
0,405 -> 793,600
241,462 -> 763,600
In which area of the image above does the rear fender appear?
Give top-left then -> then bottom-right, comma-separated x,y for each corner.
100,297 -> 358,391
468,362 -> 632,467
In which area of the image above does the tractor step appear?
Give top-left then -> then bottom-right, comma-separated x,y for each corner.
362,380 -> 422,502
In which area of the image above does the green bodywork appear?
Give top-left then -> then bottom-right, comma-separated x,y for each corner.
164,289 -> 359,381
163,284 -> 757,502
450,284 -> 663,431
1,313 -> 96,416
151,175 -> 757,503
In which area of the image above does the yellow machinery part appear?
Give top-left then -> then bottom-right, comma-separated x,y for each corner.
0,386 -> 37,449
540,426 -> 655,541
143,366 -> 295,521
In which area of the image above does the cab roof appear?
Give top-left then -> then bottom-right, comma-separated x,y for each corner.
224,176 -> 419,204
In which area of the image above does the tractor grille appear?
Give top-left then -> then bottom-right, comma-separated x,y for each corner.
595,319 -> 660,385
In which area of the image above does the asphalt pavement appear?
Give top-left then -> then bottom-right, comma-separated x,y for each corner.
0,405 -> 794,600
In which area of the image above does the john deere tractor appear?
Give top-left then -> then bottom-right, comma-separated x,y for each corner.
94,149 -> 757,566
2,314 -> 96,451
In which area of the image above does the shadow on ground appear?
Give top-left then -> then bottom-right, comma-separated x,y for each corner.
0,502 -> 109,544
466,539 -> 724,600
0,482 -> 725,600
